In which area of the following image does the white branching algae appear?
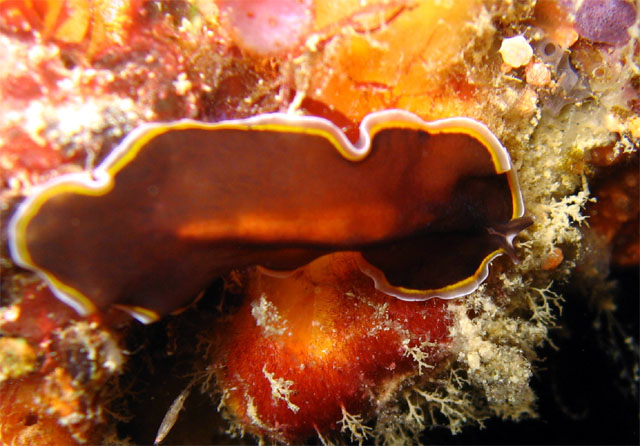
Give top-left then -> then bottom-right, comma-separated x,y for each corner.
263,366 -> 300,413
339,406 -> 373,446
251,294 -> 290,338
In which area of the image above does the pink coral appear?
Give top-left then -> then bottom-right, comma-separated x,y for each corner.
575,0 -> 637,46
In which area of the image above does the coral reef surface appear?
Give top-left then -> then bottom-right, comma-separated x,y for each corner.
0,0 -> 638,444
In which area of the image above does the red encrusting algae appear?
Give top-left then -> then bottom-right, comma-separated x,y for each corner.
210,252 -> 452,443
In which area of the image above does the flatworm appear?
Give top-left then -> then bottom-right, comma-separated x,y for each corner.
8,110 -> 532,323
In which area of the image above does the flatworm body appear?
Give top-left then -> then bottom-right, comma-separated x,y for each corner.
8,110 -> 531,323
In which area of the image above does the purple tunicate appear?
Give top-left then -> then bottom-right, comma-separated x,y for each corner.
575,0 -> 637,46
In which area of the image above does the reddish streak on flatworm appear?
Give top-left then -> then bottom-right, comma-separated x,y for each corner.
8,110 -> 531,323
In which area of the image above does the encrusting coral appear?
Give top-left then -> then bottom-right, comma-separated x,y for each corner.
0,0 -> 637,444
